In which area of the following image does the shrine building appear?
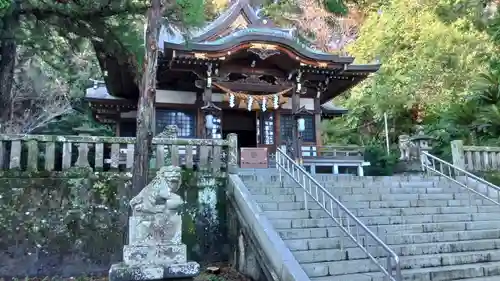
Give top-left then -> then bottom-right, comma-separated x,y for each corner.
85,0 -> 380,159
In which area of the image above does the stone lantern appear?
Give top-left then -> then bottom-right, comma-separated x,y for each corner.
410,125 -> 435,168
410,126 -> 433,154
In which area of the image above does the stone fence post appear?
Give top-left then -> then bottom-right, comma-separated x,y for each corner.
451,140 -> 465,169
227,133 -> 238,174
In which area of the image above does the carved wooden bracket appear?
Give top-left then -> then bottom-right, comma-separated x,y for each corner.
248,47 -> 280,60
247,43 -> 281,60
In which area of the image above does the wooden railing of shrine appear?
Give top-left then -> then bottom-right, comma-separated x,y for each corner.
451,140 -> 500,172
0,133 -> 238,174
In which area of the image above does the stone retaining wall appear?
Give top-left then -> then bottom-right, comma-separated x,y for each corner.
0,169 -> 228,278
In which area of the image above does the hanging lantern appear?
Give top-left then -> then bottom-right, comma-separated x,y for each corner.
247,96 -> 253,111
229,93 -> 235,108
297,117 -> 305,132
262,97 -> 267,112
205,114 -> 214,130
273,94 -> 279,109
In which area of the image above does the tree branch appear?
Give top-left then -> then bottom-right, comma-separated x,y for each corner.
19,1 -> 149,20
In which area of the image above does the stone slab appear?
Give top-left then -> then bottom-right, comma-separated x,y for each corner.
109,261 -> 199,281
123,244 -> 187,265
128,214 -> 182,245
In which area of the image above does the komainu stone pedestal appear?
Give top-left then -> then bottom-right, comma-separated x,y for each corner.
109,165 -> 200,281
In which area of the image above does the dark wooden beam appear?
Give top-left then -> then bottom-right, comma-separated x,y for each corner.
164,62 -> 341,82
219,65 -> 287,78
215,81 -> 291,93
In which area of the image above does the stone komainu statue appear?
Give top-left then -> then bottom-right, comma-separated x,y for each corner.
398,134 -> 418,161
129,165 -> 183,215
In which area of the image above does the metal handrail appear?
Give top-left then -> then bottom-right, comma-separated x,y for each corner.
421,151 -> 500,206
275,148 -> 402,281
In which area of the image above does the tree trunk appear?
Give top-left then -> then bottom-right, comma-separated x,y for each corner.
0,2 -> 19,124
131,0 -> 162,195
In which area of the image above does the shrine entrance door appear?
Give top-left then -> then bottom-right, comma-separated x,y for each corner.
221,109 -> 257,151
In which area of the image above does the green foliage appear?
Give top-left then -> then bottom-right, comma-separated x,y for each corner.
319,0 -> 500,170
176,0 -> 206,27
482,171 -> 500,186
324,0 -> 349,15
325,0 -> 495,150
363,143 -> 398,176
0,0 -> 208,135
107,14 -> 145,72
261,0 -> 300,27
0,0 -> 9,16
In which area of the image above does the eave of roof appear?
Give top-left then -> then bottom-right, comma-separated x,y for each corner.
85,85 -> 124,100
321,103 -> 348,115
163,29 -> 355,64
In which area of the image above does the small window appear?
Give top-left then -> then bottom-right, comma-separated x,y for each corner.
280,114 -> 315,143
156,109 -> 196,138
210,115 -> 222,139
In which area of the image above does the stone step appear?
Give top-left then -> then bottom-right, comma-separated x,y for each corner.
267,212 -> 500,228
243,181 -> 458,189
284,229 -> 500,251
301,249 -> 500,277
241,175 -> 500,281
240,174 -> 446,183
310,260 -> 500,281
249,186 -> 461,195
288,192 -> 481,202
277,221 -> 500,239
251,193 -> 494,207
355,206 -> 500,217
257,201 -> 500,214
291,239 -> 500,264
458,277 -> 500,281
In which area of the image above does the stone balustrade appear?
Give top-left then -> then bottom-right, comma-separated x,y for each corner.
451,140 -> 500,172
0,132 -> 238,174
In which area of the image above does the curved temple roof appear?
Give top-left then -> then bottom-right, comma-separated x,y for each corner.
159,0 -> 355,64
157,0 -> 381,105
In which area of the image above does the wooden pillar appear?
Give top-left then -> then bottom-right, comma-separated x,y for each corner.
274,109 -> 281,148
115,121 -> 121,137
292,85 -> 300,163
202,88 -> 213,138
152,105 -> 157,135
196,91 -> 204,138
314,96 -> 322,156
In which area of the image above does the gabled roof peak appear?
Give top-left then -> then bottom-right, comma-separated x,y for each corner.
190,0 -> 277,42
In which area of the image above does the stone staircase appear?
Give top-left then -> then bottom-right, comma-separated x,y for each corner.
240,172 -> 500,281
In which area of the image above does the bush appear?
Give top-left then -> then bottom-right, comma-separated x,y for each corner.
363,144 -> 399,176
